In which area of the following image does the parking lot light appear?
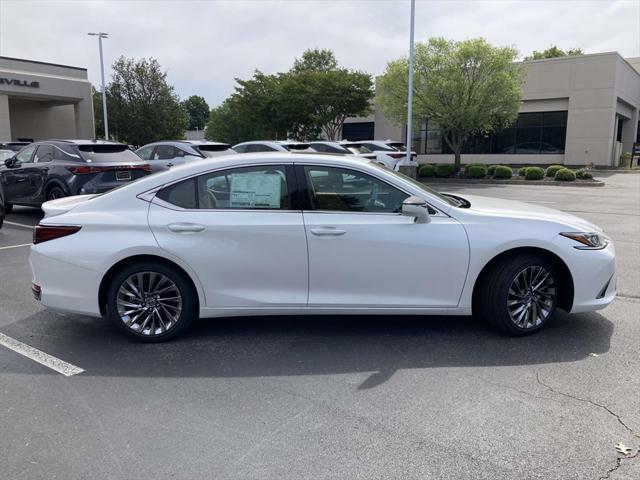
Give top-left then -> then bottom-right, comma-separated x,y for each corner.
88,32 -> 109,141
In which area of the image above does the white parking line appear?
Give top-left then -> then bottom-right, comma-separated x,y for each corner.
3,221 -> 34,229
0,243 -> 31,251
0,333 -> 84,376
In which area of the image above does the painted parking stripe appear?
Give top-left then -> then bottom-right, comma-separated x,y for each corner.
3,221 -> 35,229
0,243 -> 31,251
0,333 -> 84,376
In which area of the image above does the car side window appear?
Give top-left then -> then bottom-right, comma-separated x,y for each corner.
157,165 -> 290,210
33,144 -> 55,163
233,145 -> 247,153
155,145 -> 176,160
14,145 -> 36,165
312,144 -> 326,153
303,166 -> 408,213
137,146 -> 154,161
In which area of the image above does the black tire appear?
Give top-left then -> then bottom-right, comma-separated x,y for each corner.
106,261 -> 198,342
4,203 -> 13,214
476,253 -> 559,336
46,185 -> 67,201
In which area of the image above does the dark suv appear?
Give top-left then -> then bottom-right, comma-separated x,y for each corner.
0,140 -> 151,211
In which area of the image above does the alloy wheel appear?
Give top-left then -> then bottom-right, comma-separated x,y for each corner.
116,271 -> 183,336
506,265 -> 556,329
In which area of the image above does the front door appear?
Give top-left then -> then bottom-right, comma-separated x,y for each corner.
2,144 -> 37,203
299,164 -> 469,308
148,163 -> 309,308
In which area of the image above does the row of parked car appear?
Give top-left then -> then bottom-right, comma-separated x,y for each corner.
0,138 -> 415,226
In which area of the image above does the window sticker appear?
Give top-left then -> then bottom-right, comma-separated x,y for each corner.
229,173 -> 282,208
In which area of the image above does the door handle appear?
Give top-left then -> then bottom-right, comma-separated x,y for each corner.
310,227 -> 346,236
166,163 -> 174,167
168,222 -> 205,233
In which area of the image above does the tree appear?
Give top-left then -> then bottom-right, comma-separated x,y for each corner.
182,95 -> 210,130
524,46 -> 584,60
92,86 -> 104,139
206,49 -> 374,143
376,38 -> 523,169
105,56 -> 187,145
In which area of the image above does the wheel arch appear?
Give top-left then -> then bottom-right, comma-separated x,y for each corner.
471,246 -> 574,314
44,178 -> 70,197
98,254 -> 201,316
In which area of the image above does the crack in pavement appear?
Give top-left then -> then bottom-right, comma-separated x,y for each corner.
535,373 -> 639,480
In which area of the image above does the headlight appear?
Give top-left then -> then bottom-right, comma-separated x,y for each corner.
560,232 -> 608,250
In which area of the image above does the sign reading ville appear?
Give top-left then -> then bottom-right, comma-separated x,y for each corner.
0,78 -> 40,88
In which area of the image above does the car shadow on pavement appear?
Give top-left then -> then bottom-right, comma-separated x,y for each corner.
2,309 -> 613,388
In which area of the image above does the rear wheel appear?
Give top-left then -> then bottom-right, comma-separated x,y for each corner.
477,254 -> 558,335
106,262 -> 197,342
4,203 -> 13,214
46,185 -> 67,201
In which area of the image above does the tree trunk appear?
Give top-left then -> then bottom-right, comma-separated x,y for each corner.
453,149 -> 462,171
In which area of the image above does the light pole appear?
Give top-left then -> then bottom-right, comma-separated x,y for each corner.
88,32 -> 109,140
404,0 -> 416,166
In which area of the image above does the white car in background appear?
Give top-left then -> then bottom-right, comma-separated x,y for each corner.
356,140 -> 417,170
31,153 -> 615,342
233,140 -> 315,153
136,140 -> 235,173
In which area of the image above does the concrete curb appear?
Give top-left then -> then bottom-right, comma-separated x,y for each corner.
419,177 -> 605,187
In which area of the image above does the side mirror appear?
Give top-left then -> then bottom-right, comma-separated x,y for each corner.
402,196 -> 430,224
4,157 -> 16,168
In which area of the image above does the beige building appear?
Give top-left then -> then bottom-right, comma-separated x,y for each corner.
0,56 -> 94,142
344,52 -> 640,167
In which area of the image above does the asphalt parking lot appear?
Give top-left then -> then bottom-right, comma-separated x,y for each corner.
1,173 -> 638,480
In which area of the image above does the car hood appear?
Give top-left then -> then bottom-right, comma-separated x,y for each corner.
455,193 -> 601,231
42,194 -> 102,218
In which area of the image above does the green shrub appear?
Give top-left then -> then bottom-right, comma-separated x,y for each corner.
575,168 -> 593,180
518,166 -> 529,176
493,165 -> 513,179
524,167 -> 544,180
487,164 -> 499,176
466,165 -> 487,178
435,163 -> 457,177
554,168 -> 576,181
545,164 -> 565,177
418,164 -> 436,177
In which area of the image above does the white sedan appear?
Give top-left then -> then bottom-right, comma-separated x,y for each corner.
30,154 -> 616,342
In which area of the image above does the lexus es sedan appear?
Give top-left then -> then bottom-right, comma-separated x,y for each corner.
233,140 -> 315,153
30,154 -> 616,342
0,140 -> 151,211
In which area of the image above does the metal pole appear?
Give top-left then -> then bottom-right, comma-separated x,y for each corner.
98,35 -> 109,140
405,0 -> 416,165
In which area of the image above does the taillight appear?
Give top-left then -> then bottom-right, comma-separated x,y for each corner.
140,163 -> 152,173
388,153 -> 405,159
33,225 -> 81,244
67,164 -> 152,174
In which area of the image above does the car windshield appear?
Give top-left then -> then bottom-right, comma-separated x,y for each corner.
365,142 -> 395,152
370,163 -> 458,207
77,144 -> 142,163
196,144 -> 231,157
388,143 -> 407,151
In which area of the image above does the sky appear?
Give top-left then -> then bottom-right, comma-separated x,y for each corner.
0,0 -> 638,108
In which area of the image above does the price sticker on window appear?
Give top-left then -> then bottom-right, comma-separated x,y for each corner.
229,173 -> 282,208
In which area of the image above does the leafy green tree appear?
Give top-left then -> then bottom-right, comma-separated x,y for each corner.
376,38 -> 522,168
524,46 -> 584,60
106,56 -> 187,145
206,49 -> 373,143
92,86 -> 104,139
182,95 -> 210,130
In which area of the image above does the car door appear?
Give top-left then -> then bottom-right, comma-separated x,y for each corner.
298,164 -> 469,308
2,144 -> 37,203
27,144 -> 54,202
148,163 -> 309,308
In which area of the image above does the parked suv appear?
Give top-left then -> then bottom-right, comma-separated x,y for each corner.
135,140 -> 235,173
233,140 -> 315,153
0,140 -> 151,211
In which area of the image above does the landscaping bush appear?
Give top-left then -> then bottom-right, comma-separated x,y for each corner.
418,164 -> 436,177
575,168 -> 593,180
554,168 -> 576,181
466,165 -> 487,178
545,164 -> 565,177
518,166 -> 529,176
435,163 -> 457,177
493,165 -> 513,179
487,164 -> 499,176
524,167 -> 544,180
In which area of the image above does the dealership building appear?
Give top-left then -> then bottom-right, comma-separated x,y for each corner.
0,56 -> 94,142
344,52 -> 640,167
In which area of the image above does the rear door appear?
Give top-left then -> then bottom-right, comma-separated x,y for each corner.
148,163 -> 309,308
298,164 -> 469,308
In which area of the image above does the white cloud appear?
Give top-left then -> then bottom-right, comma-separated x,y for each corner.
1,0 -> 638,107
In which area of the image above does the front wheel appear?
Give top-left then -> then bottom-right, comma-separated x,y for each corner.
477,254 -> 558,336
106,262 -> 197,342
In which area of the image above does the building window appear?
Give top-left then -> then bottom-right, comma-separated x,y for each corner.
342,122 -> 375,141
415,111 -> 568,155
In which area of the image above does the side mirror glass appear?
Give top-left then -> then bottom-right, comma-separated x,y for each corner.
4,157 -> 16,168
402,195 -> 430,224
